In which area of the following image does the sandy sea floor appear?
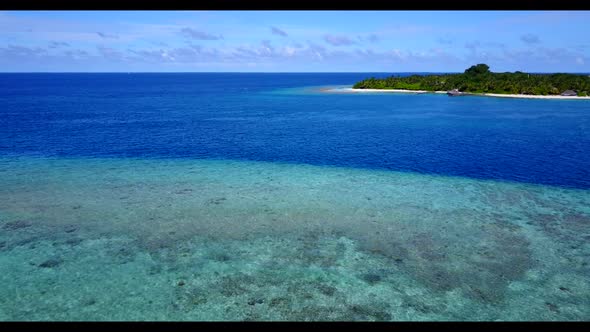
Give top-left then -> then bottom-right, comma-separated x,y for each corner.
0,156 -> 589,321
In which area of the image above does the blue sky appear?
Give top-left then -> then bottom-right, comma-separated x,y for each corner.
0,10 -> 589,72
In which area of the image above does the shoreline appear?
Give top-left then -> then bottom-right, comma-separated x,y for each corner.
325,87 -> 590,100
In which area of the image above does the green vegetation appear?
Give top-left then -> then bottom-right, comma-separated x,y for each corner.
353,64 -> 590,96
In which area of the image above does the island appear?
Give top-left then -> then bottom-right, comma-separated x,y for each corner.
351,64 -> 590,98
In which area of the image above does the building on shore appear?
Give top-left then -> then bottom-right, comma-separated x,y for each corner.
561,90 -> 577,96
447,89 -> 465,96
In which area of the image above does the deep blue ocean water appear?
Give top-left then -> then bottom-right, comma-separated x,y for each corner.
1,73 -> 589,189
1,73 -> 589,321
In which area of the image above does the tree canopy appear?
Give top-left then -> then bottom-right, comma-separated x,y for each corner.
464,64 -> 490,75
353,64 -> 590,96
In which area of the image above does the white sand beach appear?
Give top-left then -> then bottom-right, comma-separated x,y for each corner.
478,93 -> 590,100
324,87 -> 590,100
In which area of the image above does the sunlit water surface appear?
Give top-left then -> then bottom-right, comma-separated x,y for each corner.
0,73 -> 589,320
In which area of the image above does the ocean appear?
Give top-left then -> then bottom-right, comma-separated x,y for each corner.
0,73 -> 588,320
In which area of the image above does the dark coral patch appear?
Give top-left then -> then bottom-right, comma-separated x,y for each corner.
3,220 -> 32,231
39,258 -> 63,268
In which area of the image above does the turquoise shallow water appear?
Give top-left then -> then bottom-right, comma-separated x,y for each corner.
1,156 -> 588,321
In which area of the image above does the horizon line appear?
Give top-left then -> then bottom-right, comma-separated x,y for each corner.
1,71 -> 589,74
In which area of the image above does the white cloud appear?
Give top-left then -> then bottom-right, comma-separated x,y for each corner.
323,34 -> 355,46
97,32 -> 118,39
270,26 -> 288,37
180,28 -> 223,40
521,33 -> 540,44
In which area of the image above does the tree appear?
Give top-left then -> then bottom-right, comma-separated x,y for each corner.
464,64 -> 490,75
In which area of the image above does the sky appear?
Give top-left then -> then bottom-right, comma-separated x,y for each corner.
0,10 -> 589,72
